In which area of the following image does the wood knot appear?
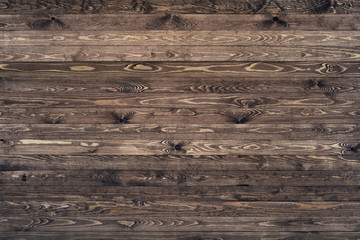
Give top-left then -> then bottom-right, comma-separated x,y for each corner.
132,200 -> 147,206
340,143 -> 360,155
161,140 -> 187,154
223,110 -> 262,124
0,139 -> 15,148
27,17 -> 68,30
108,111 -> 135,124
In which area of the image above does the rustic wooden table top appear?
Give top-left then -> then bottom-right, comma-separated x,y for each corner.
0,0 -> 359,239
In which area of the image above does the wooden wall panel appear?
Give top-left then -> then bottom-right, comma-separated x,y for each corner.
0,0 -> 359,239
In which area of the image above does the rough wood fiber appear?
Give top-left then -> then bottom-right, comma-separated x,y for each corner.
1,14 -> 360,31
0,0 -> 357,14
0,0 -> 359,239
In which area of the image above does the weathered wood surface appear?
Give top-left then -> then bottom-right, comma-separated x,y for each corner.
0,0 -> 357,14
2,200 -> 360,217
1,14 -> 360,31
2,232 -> 360,240
1,139 -> 354,155
1,232 -> 360,240
1,216 -> 360,232
2,185 -> 360,202
1,0 -> 360,239
1,76 -> 359,94
1,155 -> 360,171
0,92 -> 358,109
1,107 -> 359,124
1,170 -> 359,186
1,124 -> 359,140
0,62 -> 356,77
2,45 -> 360,62
3,31 -> 360,47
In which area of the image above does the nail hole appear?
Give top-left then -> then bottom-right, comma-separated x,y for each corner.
21,174 -> 27,182
174,144 -> 181,151
51,17 -> 56,20
273,17 -> 279,22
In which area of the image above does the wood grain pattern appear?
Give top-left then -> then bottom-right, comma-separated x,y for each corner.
1,216 -> 360,232
2,200 -> 360,217
1,139 -> 354,155
1,14 -> 360,31
3,31 -> 360,47
1,154 -> 360,171
1,76 -> 359,94
1,124 -> 359,140
1,107 -> 359,124
0,92 -> 358,109
0,62 -> 356,77
2,45 -> 360,62
2,185 -> 360,201
1,170 -> 359,187
0,0 -> 357,14
2,232 -> 360,240
1,0 -> 359,239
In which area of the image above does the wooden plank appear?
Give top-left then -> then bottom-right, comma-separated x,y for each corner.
0,155 -> 359,171
0,0 -> 358,14
1,170 -> 359,187
1,124 -> 359,141
0,92 -> 358,108
1,107 -> 359,124
1,14 -> 360,31
1,232 -> 360,240
0,62 -> 356,77
1,76 -> 359,94
3,31 -> 360,47
2,200 -> 360,217
1,45 -> 360,62
0,139 -> 356,155
1,154 -> 360,171
1,185 -> 360,202
1,216 -> 360,232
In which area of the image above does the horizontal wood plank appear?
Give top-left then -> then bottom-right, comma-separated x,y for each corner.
3,31 -> 360,47
1,232 -> 360,240
2,200 -> 360,217
0,92 -> 358,108
0,62 -> 356,77
1,45 -> 360,62
1,216 -> 359,232
0,0 -> 357,14
1,14 -> 360,31
0,139 -> 356,155
1,170 -> 359,187
1,124 -> 359,140
1,107 -> 359,124
1,154 -> 360,171
1,185 -> 360,201
1,76 -> 359,95
2,232 -> 360,240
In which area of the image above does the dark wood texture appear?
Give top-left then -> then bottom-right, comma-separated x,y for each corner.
0,0 -> 359,239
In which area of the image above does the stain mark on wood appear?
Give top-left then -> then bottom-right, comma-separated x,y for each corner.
131,0 -> 154,13
147,13 -> 197,30
27,16 -> 69,30
41,115 -> 64,124
262,14 -> 289,28
107,111 -> 135,124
